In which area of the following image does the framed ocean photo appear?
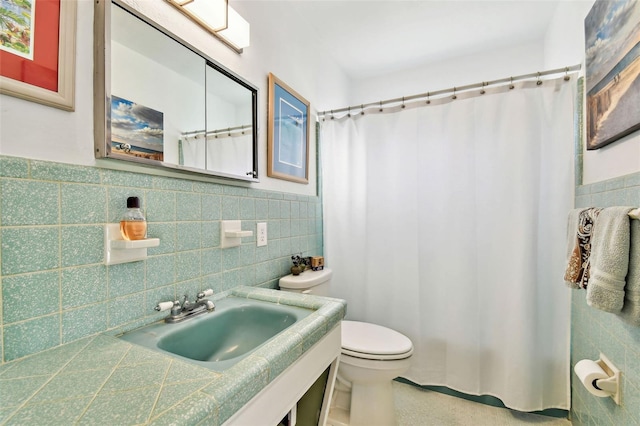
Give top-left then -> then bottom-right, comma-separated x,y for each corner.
585,0 -> 640,150
110,95 -> 164,161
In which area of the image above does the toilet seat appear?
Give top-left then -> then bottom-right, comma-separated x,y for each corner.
341,321 -> 414,361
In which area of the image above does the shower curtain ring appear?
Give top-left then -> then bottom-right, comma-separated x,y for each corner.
536,72 -> 543,86
379,101 -> 383,112
331,110 -> 335,120
401,97 -> 406,109
452,87 -> 457,100
480,82 -> 486,95
564,67 -> 571,81
361,104 -> 365,115
509,77 -> 515,90
347,107 -> 351,118
426,92 -> 431,104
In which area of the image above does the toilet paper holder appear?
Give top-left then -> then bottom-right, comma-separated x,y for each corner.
588,354 -> 621,405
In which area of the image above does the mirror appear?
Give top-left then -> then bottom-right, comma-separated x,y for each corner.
94,0 -> 258,181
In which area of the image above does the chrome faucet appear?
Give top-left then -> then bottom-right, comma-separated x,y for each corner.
155,289 -> 215,323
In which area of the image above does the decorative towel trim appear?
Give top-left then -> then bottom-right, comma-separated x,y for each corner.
564,208 -> 601,289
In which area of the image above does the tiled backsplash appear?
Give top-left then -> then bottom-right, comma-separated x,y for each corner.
571,172 -> 640,425
0,156 -> 323,363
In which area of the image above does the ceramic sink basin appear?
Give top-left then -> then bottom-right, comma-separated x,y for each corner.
120,296 -> 313,371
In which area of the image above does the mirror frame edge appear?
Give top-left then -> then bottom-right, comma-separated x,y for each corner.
93,0 -> 259,182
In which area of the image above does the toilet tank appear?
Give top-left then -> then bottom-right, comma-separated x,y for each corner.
279,268 -> 332,296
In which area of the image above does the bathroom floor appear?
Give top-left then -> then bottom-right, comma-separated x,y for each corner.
393,381 -> 572,425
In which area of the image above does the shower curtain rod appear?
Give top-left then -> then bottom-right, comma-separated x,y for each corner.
318,64 -> 582,118
181,124 -> 253,138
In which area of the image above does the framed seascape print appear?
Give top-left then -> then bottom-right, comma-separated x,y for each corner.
585,0 -> 640,150
111,95 -> 164,161
0,0 -> 76,111
267,73 -> 310,184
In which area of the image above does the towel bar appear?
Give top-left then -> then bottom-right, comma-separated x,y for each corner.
629,208 -> 640,220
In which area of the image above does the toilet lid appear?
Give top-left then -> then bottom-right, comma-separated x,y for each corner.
341,321 -> 413,360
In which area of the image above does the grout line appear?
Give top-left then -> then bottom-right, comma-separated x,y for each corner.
0,336 -> 97,424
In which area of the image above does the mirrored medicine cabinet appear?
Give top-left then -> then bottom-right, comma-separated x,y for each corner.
94,0 -> 259,182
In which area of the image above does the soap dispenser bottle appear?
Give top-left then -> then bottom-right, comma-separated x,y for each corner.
120,196 -> 147,240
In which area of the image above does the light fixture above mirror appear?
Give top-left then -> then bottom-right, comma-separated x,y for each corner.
167,0 -> 250,53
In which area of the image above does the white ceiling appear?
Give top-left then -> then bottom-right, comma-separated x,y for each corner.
283,0 -> 563,79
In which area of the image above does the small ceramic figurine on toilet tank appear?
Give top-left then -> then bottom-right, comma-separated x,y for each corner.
311,256 -> 324,271
291,255 -> 304,275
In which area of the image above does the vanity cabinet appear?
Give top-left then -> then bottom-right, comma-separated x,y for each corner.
225,326 -> 341,426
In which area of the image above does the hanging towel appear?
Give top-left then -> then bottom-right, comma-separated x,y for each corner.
564,208 -> 600,289
586,207 -> 634,313
564,209 -> 584,288
619,218 -> 640,326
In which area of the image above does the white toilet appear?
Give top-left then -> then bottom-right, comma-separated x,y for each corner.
279,268 -> 413,426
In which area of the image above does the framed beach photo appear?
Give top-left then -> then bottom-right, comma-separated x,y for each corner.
584,0 -> 640,150
267,73 -> 310,184
0,0 -> 76,111
110,95 -> 164,161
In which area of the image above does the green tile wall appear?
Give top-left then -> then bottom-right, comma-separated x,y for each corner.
571,173 -> 640,425
0,155 -> 323,363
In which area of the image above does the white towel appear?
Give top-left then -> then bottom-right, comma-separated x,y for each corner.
586,207 -> 634,313
619,219 -> 640,326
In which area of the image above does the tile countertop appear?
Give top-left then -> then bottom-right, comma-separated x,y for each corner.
0,287 -> 347,425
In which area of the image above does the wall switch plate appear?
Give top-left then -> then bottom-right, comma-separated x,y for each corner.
257,222 -> 267,247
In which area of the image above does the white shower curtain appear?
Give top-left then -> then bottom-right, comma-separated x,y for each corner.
321,78 -> 575,411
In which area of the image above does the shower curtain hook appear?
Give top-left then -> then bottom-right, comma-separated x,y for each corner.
361,104 -> 365,115
331,110 -> 335,120
426,92 -> 431,104
509,77 -> 515,90
452,87 -> 457,100
379,101 -> 383,112
347,106 -> 351,118
564,67 -> 571,81
536,72 -> 543,86
480,82 -> 486,95
401,97 -> 406,109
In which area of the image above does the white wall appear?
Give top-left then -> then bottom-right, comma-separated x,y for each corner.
348,41 -> 546,107
0,0 -> 351,196
4,1 -> 633,188
545,0 -> 640,184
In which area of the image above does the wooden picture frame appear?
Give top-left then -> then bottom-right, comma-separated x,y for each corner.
0,0 -> 76,111
584,0 -> 640,150
267,73 -> 310,184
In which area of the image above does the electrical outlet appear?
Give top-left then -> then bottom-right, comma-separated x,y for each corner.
257,222 -> 267,247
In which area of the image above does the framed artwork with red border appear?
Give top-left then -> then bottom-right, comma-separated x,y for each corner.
0,0 -> 76,111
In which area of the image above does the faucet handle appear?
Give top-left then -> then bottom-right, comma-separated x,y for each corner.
197,289 -> 214,300
155,301 -> 177,312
